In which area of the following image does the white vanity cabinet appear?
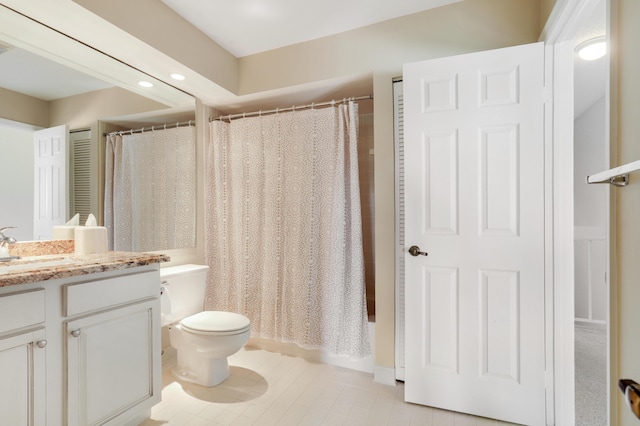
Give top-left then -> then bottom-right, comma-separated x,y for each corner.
64,271 -> 161,426
0,289 -> 47,426
0,259 -> 163,426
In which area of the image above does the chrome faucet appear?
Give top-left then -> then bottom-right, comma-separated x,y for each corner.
0,226 -> 17,249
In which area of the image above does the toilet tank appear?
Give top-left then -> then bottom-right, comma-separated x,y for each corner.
160,264 -> 209,324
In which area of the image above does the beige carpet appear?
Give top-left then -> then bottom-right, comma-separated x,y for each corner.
575,322 -> 607,426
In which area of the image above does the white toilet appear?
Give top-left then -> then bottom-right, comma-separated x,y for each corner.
160,264 -> 251,387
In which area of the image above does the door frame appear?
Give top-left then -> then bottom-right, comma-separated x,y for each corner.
542,0 -> 613,424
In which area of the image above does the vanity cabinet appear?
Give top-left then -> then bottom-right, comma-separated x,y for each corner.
0,327 -> 46,425
0,288 -> 47,425
65,271 -> 161,426
66,300 -> 158,425
0,260 -> 163,426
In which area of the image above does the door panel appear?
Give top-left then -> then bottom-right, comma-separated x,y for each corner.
0,328 -> 46,426
66,300 -> 159,426
403,42 -> 545,426
33,125 -> 68,240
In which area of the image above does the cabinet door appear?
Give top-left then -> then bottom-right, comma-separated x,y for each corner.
0,328 -> 46,426
66,300 -> 160,426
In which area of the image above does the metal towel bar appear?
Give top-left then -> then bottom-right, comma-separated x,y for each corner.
586,159 -> 640,187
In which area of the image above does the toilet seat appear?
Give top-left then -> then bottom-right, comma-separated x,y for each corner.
180,311 -> 251,336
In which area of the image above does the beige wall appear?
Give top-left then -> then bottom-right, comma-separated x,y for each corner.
540,0 -> 557,32
1,85 -> 180,131
238,0 -> 540,95
358,112 -> 376,317
0,87 -> 48,128
49,87 -> 172,129
615,0 -> 640,423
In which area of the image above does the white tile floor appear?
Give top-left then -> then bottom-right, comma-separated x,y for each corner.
141,347 -> 520,426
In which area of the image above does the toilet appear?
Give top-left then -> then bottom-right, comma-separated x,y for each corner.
159,264 -> 251,387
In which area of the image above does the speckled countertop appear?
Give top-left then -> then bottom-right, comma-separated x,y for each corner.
0,251 -> 170,287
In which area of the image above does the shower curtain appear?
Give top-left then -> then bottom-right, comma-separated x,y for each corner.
205,101 -> 370,358
104,126 -> 196,252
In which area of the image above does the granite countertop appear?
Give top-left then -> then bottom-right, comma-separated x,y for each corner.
0,251 -> 170,287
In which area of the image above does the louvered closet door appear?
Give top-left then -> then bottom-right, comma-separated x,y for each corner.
393,80 -> 406,381
403,42 -> 546,425
70,129 -> 93,224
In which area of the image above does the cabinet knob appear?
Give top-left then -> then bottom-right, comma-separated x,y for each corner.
36,340 -> 47,348
70,329 -> 81,338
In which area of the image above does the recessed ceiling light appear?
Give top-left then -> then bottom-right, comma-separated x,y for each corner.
576,36 -> 607,61
170,73 -> 186,81
138,81 -> 154,88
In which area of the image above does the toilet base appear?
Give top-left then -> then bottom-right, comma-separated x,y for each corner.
172,356 -> 230,387
167,319 -> 251,387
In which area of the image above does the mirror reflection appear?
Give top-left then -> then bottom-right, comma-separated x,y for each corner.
0,16 -> 196,251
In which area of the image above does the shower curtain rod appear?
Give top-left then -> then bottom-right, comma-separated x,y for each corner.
104,120 -> 194,136
210,95 -> 373,122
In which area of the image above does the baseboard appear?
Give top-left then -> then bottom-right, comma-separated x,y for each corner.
374,366 -> 397,386
575,318 -> 606,328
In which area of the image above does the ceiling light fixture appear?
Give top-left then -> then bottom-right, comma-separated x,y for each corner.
576,36 -> 607,61
138,81 -> 154,88
170,73 -> 186,81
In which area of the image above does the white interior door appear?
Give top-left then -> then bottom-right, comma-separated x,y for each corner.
33,125 -> 68,240
403,42 -> 546,425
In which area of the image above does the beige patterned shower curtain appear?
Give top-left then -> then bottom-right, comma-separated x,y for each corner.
205,101 -> 370,358
104,126 -> 197,252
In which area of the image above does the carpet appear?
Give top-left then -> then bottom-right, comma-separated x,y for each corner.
575,322 -> 607,426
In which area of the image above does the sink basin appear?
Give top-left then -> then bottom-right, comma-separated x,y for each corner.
0,258 -> 76,274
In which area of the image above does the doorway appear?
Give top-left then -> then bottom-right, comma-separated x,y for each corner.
572,0 -> 609,424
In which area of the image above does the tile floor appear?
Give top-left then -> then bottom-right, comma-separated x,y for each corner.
141,347 -> 520,426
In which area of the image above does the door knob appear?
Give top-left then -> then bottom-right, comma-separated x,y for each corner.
70,329 -> 81,338
36,340 -> 47,348
408,245 -> 428,257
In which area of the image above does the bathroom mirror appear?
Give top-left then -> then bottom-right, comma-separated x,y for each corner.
0,4 -> 197,250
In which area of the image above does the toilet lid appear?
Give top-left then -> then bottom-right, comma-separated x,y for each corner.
180,311 -> 250,334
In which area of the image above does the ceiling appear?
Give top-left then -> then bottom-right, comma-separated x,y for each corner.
0,44 -> 112,101
161,0 -> 461,58
573,0 -> 607,118
0,0 -> 606,119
